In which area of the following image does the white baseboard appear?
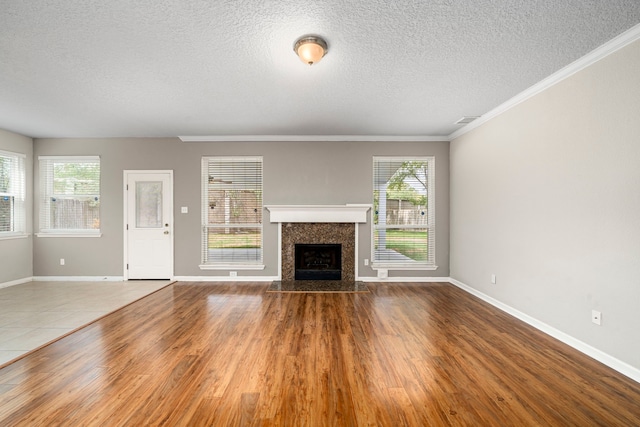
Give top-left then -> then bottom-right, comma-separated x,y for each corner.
359,276 -> 450,282
449,278 -> 640,384
32,276 -> 125,282
0,276 -> 34,289
173,275 -> 279,282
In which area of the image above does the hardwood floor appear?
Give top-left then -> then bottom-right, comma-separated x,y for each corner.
0,282 -> 638,426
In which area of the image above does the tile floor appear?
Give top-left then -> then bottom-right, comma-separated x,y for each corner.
0,280 -> 172,366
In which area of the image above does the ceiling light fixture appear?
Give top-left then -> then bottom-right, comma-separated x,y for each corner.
294,36 -> 328,65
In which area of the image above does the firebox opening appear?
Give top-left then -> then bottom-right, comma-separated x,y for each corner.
295,244 -> 342,280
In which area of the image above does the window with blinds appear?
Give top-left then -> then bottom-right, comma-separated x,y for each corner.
373,157 -> 435,267
201,156 -> 263,267
0,150 -> 26,236
39,156 -> 101,234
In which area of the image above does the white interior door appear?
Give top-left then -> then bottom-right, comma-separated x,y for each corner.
125,171 -> 173,279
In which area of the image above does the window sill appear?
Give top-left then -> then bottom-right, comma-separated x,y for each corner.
0,233 -> 30,241
36,232 -> 102,238
371,263 -> 438,271
199,264 -> 266,271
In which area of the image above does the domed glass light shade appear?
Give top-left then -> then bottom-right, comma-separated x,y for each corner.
294,36 -> 328,65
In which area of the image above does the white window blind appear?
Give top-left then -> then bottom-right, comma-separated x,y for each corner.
39,156 -> 101,234
0,150 -> 26,235
373,157 -> 435,267
201,156 -> 263,266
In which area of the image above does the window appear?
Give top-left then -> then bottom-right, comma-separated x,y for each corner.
39,156 -> 101,235
373,157 -> 435,268
201,156 -> 263,268
0,150 -> 26,236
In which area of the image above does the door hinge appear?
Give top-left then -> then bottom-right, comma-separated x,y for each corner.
126,264 -> 129,270
126,224 -> 129,230
126,184 -> 129,190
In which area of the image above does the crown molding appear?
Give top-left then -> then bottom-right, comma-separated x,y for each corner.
179,134 -> 449,142
448,22 -> 640,141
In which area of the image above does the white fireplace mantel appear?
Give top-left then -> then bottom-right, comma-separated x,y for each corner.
265,204 -> 371,223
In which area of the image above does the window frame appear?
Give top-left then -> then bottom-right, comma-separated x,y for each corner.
372,156 -> 437,270
0,149 -> 27,239
37,155 -> 102,238
200,156 -> 264,270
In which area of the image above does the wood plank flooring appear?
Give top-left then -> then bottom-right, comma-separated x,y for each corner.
0,281 -> 639,426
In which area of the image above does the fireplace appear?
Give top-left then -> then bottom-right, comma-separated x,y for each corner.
295,244 -> 342,280
279,222 -> 355,281
265,205 -> 371,282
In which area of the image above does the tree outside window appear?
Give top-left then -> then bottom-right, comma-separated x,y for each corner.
373,157 -> 435,266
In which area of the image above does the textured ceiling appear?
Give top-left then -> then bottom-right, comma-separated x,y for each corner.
1,1 -> 640,139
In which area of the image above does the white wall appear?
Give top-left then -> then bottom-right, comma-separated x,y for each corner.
0,129 -> 33,285
450,40 -> 640,371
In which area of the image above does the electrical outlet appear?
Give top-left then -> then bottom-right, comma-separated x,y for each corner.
491,274 -> 496,284
181,206 -> 188,213
592,310 -> 602,325
364,259 -> 369,266
60,258 -> 65,266
230,271 -> 237,277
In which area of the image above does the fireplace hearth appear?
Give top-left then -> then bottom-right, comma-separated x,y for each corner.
295,244 -> 342,280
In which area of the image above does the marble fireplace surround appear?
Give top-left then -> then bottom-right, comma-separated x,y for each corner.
266,205 -> 370,281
